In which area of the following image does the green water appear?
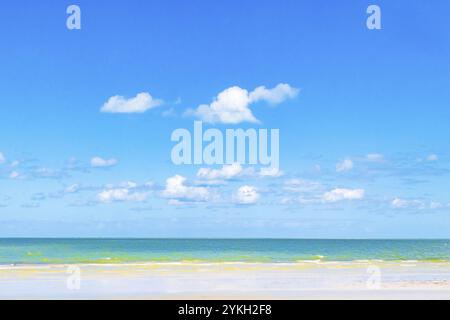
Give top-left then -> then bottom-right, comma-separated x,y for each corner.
0,239 -> 449,264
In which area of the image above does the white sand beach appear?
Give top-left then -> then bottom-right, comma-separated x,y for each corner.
1,261 -> 450,299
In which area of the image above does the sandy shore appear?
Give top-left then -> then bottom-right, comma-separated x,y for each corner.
1,261 -> 450,299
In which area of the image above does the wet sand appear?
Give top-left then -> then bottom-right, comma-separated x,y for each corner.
1,261 -> 450,299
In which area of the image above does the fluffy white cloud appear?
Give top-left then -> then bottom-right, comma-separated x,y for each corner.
96,180 -> 155,203
100,92 -> 162,113
0,152 -> 5,164
249,83 -> 299,104
427,154 -> 438,161
336,159 -> 354,172
189,83 -> 298,124
90,157 -> 118,168
191,86 -> 257,124
234,185 -> 260,204
162,175 -> 211,203
366,153 -> 384,162
322,188 -> 365,202
98,188 -> 148,203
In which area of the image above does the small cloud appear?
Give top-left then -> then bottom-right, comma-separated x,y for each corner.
391,198 -> 445,210
259,167 -> 284,177
322,188 -> 365,202
9,171 -> 23,180
234,185 -> 260,205
162,175 -> 211,203
249,83 -> 299,105
119,181 -> 138,189
90,157 -> 118,168
197,163 -> 244,180
427,154 -> 438,162
100,92 -> 163,113
336,159 -> 354,172
65,184 -> 80,194
391,198 -> 423,209
97,188 -> 149,203
0,152 -> 5,164
366,153 -> 384,162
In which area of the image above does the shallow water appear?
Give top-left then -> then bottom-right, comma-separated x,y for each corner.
0,239 -> 449,264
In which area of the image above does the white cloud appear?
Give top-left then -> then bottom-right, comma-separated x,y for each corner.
427,154 -> 438,161
190,86 -> 257,124
97,188 -> 148,203
430,202 -> 444,209
391,198 -> 444,210
65,184 -> 79,193
234,185 -> 260,205
0,152 -> 5,164
336,159 -> 354,172
322,188 -> 365,202
259,167 -> 284,177
197,164 -> 283,182
391,198 -> 410,209
197,163 -> 244,180
9,171 -> 23,180
119,181 -> 138,189
90,157 -> 118,168
100,92 -> 163,113
366,153 -> 384,162
162,175 -> 211,203
249,83 -> 299,105
188,83 -> 298,124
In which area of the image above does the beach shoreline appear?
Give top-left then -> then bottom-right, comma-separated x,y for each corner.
1,261 -> 450,299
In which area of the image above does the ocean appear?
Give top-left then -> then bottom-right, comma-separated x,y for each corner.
0,239 -> 449,265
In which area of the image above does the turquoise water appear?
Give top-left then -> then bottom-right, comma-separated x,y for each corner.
0,239 -> 449,264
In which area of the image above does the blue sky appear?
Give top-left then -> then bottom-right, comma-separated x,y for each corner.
0,0 -> 449,238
